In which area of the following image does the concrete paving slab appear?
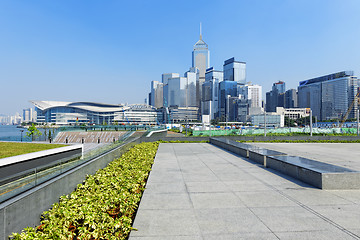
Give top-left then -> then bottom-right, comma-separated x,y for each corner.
185,181 -> 230,193
138,193 -> 192,210
144,182 -> 187,194
283,189 -> 354,206
130,143 -> 360,239
194,207 -> 271,234
234,191 -> 298,207
250,206 -> 335,232
190,192 -> 246,209
310,204 -> 360,229
275,229 -> 357,240
130,209 -> 201,237
202,233 -> 279,240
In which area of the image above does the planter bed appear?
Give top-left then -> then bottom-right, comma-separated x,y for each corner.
11,142 -> 159,240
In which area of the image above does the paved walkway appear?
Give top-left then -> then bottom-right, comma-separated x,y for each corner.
130,143 -> 360,239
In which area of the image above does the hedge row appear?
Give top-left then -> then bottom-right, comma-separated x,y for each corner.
11,142 -> 159,240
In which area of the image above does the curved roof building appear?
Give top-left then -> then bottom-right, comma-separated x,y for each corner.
31,101 -> 160,125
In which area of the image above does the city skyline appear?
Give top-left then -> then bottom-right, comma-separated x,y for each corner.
1,0 -> 360,115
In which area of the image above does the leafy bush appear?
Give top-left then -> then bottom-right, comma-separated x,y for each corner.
11,142 -> 159,239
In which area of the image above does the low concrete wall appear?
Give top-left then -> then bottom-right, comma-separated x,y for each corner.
0,145 -> 82,184
267,155 -> 360,190
0,140 -> 139,239
210,137 -> 360,190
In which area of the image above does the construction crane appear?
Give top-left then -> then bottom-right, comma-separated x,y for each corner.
339,91 -> 360,128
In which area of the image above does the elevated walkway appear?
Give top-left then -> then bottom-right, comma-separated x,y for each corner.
130,143 -> 360,239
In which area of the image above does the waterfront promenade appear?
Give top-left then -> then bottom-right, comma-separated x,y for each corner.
130,143 -> 360,239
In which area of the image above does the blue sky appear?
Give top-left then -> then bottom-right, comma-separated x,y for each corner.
1,0 -> 360,115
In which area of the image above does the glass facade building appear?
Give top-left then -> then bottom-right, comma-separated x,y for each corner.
202,67 -> 224,119
298,71 -> 358,120
32,101 -> 161,125
192,32 -> 210,110
219,81 -> 238,120
223,57 -> 246,84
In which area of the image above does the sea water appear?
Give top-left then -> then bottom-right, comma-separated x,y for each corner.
0,125 -> 32,142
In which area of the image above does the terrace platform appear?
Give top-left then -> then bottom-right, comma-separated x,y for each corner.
130,143 -> 360,239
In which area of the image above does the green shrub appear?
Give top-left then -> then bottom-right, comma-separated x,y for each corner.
11,142 -> 159,240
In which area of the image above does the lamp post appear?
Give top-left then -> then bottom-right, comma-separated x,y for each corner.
264,110 -> 266,137
20,130 -> 24,142
185,115 -> 188,136
357,109 -> 359,136
310,109 -> 313,136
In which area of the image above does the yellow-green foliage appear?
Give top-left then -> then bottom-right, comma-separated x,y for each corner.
11,142 -> 159,240
0,142 -> 65,159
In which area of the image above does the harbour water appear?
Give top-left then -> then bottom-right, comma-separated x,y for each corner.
0,125 -> 43,142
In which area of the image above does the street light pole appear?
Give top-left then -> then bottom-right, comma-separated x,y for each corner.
310,109 -> 313,136
264,110 -> 266,137
20,130 -> 24,142
357,109 -> 359,136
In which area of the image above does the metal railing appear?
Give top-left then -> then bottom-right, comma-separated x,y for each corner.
0,131 -> 139,203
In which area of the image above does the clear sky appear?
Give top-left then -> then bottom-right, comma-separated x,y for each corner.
1,0 -> 360,115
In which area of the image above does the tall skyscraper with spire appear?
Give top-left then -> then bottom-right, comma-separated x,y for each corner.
192,23 -> 210,111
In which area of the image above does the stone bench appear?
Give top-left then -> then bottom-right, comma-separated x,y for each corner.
267,155 -> 360,189
210,137 -> 360,189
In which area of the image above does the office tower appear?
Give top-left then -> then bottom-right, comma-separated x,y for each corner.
184,69 -> 197,107
23,108 -> 34,123
273,81 -> 286,93
162,73 -> 180,107
266,81 -> 286,112
192,24 -> 210,109
162,73 -> 180,85
241,84 -> 262,108
202,67 -> 224,119
150,81 -> 164,108
219,81 -> 238,121
223,57 -> 246,84
298,71 -> 358,120
285,89 -> 298,108
166,70 -> 197,108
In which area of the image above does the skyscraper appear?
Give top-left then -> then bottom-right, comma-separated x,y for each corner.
150,81 -> 164,108
266,81 -> 286,112
202,67 -> 224,119
298,71 -> 358,120
223,57 -> 246,84
192,23 -> 210,109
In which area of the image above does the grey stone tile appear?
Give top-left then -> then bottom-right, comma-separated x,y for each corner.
130,209 -> 201,237
283,189 -> 354,206
195,208 -> 271,235
234,191 -> 297,207
330,190 -> 360,204
216,172 -> 255,181
251,206 -> 334,232
275,229 -> 358,240
130,236 -> 202,240
144,182 -> 187,194
138,193 -> 192,210
190,192 -> 246,209
182,172 -> 219,182
186,181 -> 229,193
310,204 -> 360,229
224,180 -> 273,192
203,232 -> 279,240
146,171 -> 183,183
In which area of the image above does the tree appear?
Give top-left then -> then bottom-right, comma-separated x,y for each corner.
284,116 -> 296,127
26,123 -> 42,141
